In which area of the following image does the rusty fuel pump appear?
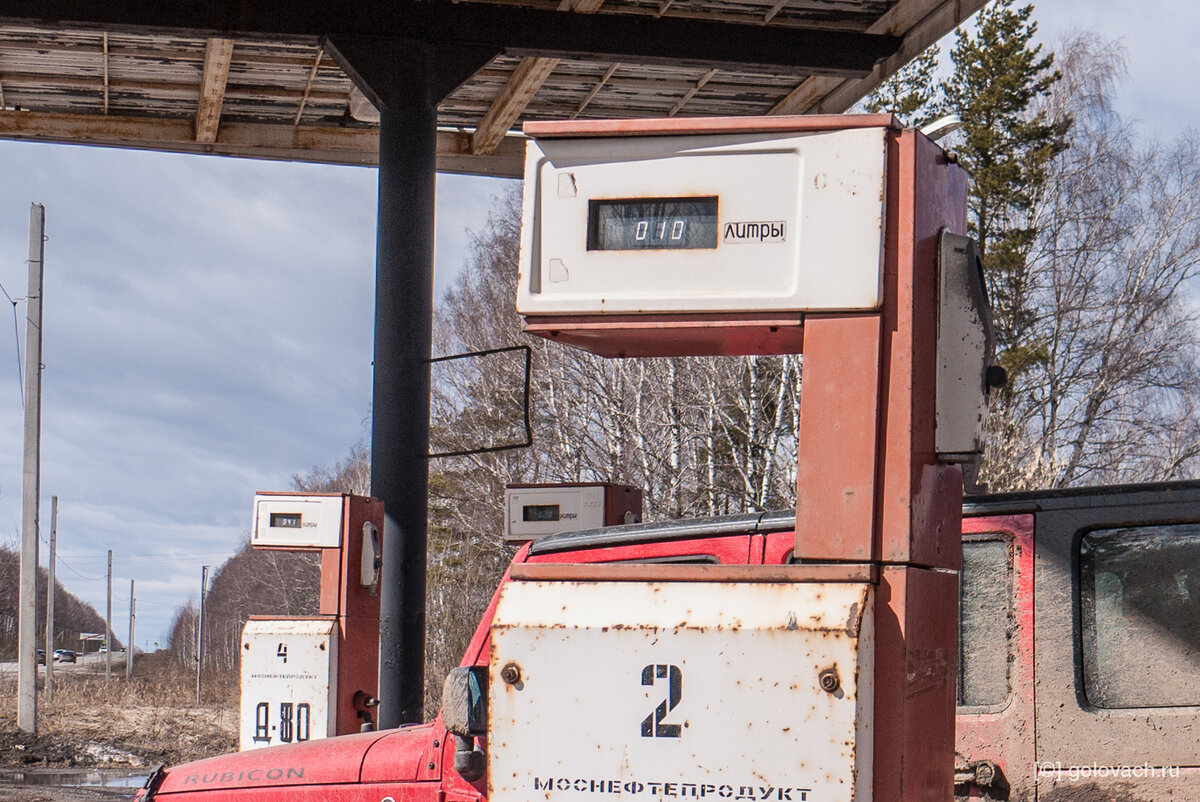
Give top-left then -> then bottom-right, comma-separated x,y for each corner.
239,492 -> 384,749
497,114 -> 996,801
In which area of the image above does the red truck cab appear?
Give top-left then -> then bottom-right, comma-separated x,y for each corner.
139,480 -> 1200,802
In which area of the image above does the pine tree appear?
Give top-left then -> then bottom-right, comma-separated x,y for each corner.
940,0 -> 1071,377
863,45 -> 940,128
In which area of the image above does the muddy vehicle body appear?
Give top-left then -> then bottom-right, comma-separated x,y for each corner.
957,481 -> 1200,801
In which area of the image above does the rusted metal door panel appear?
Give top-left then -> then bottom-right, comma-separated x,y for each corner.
489,580 -> 874,802
453,534 -> 758,685
872,566 -> 958,801
875,130 -> 968,571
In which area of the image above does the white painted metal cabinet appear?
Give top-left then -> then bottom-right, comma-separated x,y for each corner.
239,618 -> 337,751
489,581 -> 874,802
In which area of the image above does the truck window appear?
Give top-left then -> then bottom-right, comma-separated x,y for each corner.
1080,523 -> 1200,708
958,538 -> 1011,707
610,554 -> 719,564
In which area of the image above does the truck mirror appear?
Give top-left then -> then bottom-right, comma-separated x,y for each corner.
443,666 -> 488,737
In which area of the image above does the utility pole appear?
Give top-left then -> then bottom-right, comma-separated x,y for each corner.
44,496 -> 57,701
105,549 -> 112,681
196,565 -> 209,705
126,580 -> 135,680
17,203 -> 45,734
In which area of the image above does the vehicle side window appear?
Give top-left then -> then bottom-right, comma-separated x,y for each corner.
609,554 -> 719,564
958,538 -> 1011,707
1080,523 -> 1200,708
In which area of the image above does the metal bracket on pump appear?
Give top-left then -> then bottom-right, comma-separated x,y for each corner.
361,520 -> 381,593
427,345 -> 534,458
937,230 -> 1002,463
504,114 -> 988,802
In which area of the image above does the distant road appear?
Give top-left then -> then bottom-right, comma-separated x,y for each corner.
0,651 -> 123,675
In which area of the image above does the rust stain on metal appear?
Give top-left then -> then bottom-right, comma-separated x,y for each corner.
844,601 -> 860,635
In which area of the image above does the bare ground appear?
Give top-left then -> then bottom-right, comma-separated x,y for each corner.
0,653 -> 238,800
0,786 -> 138,801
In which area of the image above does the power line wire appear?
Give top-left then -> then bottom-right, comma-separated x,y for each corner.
0,282 -> 22,404
52,555 -> 104,581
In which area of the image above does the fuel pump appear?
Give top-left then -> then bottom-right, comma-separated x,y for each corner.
238,492 -> 384,750
485,114 -> 996,802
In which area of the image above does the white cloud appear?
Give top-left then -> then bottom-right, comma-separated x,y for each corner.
1033,0 -> 1197,136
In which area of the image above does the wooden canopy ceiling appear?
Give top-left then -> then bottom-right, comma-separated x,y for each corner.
0,0 -> 985,177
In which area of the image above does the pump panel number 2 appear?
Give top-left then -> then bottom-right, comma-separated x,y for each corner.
641,664 -> 683,738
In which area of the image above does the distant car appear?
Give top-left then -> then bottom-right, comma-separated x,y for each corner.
99,646 -> 107,654
36,649 -> 45,665
54,649 -> 76,664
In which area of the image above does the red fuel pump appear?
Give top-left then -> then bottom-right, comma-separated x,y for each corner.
242,492 -> 385,746
515,115 -> 993,800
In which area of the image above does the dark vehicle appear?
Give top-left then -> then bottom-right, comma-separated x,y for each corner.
54,649 -> 77,663
36,649 -> 44,665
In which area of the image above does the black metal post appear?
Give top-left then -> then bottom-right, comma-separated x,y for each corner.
372,60 -> 436,728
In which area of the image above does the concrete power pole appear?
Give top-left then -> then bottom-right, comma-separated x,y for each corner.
126,580 -> 135,680
105,549 -> 112,681
196,565 -> 209,705
17,203 -> 45,734
45,496 -> 57,701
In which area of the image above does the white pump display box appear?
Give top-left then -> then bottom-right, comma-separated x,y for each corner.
517,125 -> 888,316
252,493 -> 344,549
504,483 -> 641,542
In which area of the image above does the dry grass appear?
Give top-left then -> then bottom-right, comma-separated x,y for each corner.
0,653 -> 238,767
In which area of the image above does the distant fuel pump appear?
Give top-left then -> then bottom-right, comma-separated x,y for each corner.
239,492 -> 384,751
504,483 -> 642,542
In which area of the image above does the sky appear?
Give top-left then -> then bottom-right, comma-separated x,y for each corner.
0,2 -> 1195,649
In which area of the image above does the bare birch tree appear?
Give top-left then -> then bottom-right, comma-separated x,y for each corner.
982,33 -> 1200,489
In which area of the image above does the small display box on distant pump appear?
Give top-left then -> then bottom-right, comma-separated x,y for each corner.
252,493 -> 345,549
504,482 -> 642,542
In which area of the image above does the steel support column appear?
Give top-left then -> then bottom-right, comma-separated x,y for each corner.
328,34 -> 497,727
372,58 -> 437,729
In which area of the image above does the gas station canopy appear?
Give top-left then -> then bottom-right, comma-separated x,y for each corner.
0,0 -> 983,177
